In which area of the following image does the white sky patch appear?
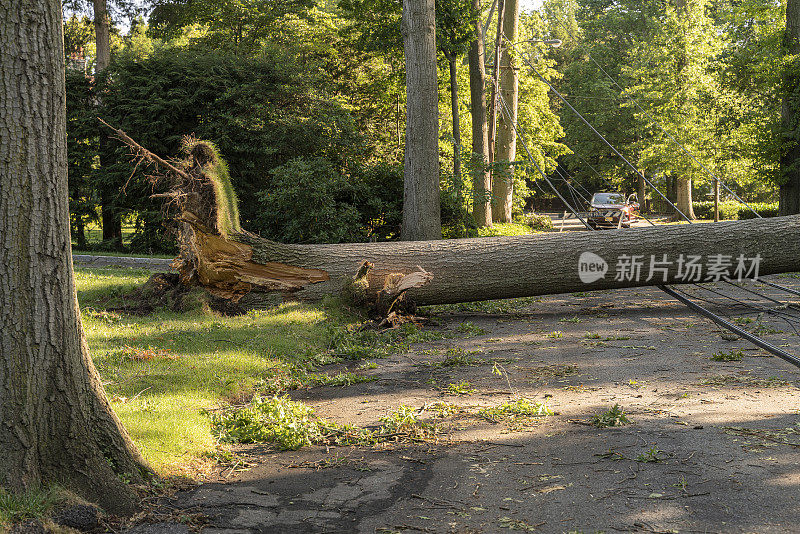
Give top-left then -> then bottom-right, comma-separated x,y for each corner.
521,0 -> 545,12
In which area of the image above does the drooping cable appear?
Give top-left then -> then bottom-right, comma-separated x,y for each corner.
490,41 -> 799,365
547,16 -> 761,218
503,35 -> 694,222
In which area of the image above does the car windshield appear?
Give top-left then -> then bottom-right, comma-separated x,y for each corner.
592,193 -> 625,205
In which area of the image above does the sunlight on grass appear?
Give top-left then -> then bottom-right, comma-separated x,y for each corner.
75,268 -> 351,476
477,222 -> 534,237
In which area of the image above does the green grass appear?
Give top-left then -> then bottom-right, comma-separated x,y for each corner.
476,222 -> 536,237
72,249 -> 175,259
0,487 -> 60,524
75,267 -> 396,475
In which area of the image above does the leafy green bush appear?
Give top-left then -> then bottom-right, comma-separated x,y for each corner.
79,46 -> 374,250
692,201 -> 778,220
691,201 -> 742,220
256,158 -> 403,243
737,202 -> 779,219
524,213 -> 554,231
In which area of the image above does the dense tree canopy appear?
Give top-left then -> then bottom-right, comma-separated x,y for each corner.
63,0 -> 795,253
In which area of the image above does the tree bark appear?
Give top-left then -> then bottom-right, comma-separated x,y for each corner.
447,53 -> 463,206
676,176 -> 696,219
92,0 -> 111,72
0,0 -> 149,513
216,216 -> 800,307
468,0 -> 492,228
487,0 -> 505,165
492,0 -> 519,223
401,0 -> 442,241
637,170 -> 647,214
781,0 -> 800,216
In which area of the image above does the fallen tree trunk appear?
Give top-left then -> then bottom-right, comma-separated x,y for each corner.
232,216 -> 800,306
103,125 -> 800,308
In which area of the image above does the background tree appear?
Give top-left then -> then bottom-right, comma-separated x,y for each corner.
436,0 -> 474,207
492,0 -> 521,222
626,0 -> 727,219
781,0 -> 800,214
468,0 -> 493,227
401,0 -> 442,240
1,0 -> 150,512
147,0 -> 316,52
64,0 -> 137,246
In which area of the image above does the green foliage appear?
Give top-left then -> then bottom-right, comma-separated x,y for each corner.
711,349 -> 745,362
480,398 -> 554,419
256,158 -> 402,243
96,45 -> 367,244
635,446 -> 666,463
691,201 -> 779,220
591,404 -> 630,428
524,213 -> 555,231
63,14 -> 94,64
209,398 -> 439,450
691,201 -> 744,220
209,395 -> 320,449
148,0 -> 316,52
550,0 -> 781,205
65,70 -> 100,249
378,405 -> 438,439
443,381 -> 477,395
737,202 -> 780,219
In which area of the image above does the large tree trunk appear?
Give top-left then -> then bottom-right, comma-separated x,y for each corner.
676,176 -> 696,219
0,0 -> 149,514
401,0 -> 442,241
92,0 -> 111,72
487,0 -> 505,165
204,216 -> 800,307
492,0 -> 519,223
106,129 -> 800,310
637,170 -> 647,214
447,53 -> 463,206
781,0 -> 800,216
468,0 -> 492,228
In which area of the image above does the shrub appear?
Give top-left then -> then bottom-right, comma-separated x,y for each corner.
525,213 -> 554,231
692,201 -> 778,220
738,202 -> 779,219
256,158 -> 403,243
691,201 -> 742,220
